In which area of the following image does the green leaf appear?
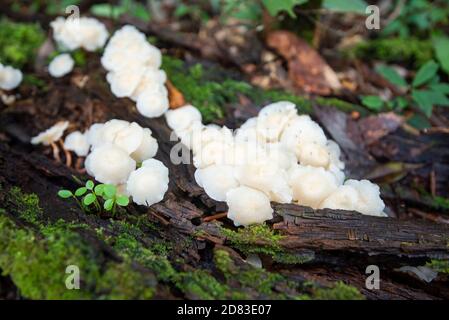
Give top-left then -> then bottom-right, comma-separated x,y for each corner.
393,96 -> 408,111
75,187 -> 87,197
116,196 -> 130,207
262,0 -> 308,18
322,0 -> 368,14
412,90 -> 434,117
433,36 -> 449,74
58,190 -> 73,199
412,60 -> 439,87
94,184 -> 105,196
375,65 -> 408,88
83,193 -> 96,206
361,95 -> 384,111
429,83 -> 449,95
407,113 -> 431,130
103,185 -> 117,199
86,180 -> 95,190
104,199 -> 114,211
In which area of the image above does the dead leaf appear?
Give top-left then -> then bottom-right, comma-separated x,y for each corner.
266,31 -> 342,95
357,112 -> 404,145
166,79 -> 185,109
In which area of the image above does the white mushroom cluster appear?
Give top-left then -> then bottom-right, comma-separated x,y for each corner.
0,63 -> 23,90
50,16 -> 109,52
31,121 -> 69,146
82,119 -> 168,206
167,102 -> 386,226
101,25 -> 169,118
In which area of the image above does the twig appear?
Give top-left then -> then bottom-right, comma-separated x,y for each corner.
202,212 -> 228,222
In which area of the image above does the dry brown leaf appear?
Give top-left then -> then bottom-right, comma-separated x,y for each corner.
266,31 -> 342,95
166,79 -> 185,109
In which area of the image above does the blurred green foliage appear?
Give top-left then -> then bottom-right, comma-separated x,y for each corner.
0,19 -> 45,68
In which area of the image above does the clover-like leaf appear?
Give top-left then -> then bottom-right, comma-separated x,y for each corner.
75,187 -> 87,197
83,193 -> 96,206
86,180 -> 95,190
58,190 -> 73,199
103,184 -> 117,199
104,199 -> 114,211
116,195 -> 130,207
94,184 -> 105,196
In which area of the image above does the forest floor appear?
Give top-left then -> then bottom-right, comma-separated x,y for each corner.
1,1 -> 449,300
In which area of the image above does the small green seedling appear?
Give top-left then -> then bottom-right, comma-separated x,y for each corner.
58,180 -> 129,216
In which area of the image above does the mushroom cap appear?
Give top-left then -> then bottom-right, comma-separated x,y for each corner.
280,115 -> 327,159
31,121 -> 69,146
344,179 -> 385,216
226,186 -> 273,226
235,158 -> 292,203
136,84 -> 169,118
51,16 -> 108,52
101,25 -> 161,72
297,141 -> 330,168
318,185 -> 359,211
165,105 -> 202,132
288,165 -> 339,208
327,140 -> 345,170
106,66 -> 146,98
64,131 -> 90,157
86,123 -> 104,147
0,64 -> 23,90
265,143 -> 297,171
131,68 -> 167,101
193,140 -> 234,169
112,122 -> 144,154
131,128 -> 158,163
195,165 -> 239,201
190,125 -> 234,155
48,53 -> 74,78
126,158 -> 169,206
256,101 -> 297,142
85,143 -> 136,185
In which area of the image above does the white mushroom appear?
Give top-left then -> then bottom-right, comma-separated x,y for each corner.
235,158 -> 292,203
131,67 -> 167,101
0,63 -> 23,90
297,141 -> 330,168
64,131 -> 90,156
85,143 -> 136,185
126,158 -> 169,206
86,123 -> 104,148
226,186 -> 273,226
136,84 -> 169,118
131,128 -> 158,163
165,105 -> 202,132
256,101 -> 297,142
50,16 -> 109,52
106,66 -> 146,98
112,122 -> 144,154
288,164 -> 339,208
280,115 -> 327,160
343,179 -> 385,216
31,121 -> 69,146
48,53 -> 75,78
195,165 -> 239,202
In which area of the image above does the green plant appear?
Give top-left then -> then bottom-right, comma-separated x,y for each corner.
58,180 -> 129,215
90,0 -> 151,22
361,60 -> 449,123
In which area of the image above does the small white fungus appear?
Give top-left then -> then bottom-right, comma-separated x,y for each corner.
85,143 -> 136,185
0,63 -> 23,90
64,131 -> 90,156
48,53 -> 75,78
31,121 -> 69,146
226,186 -> 273,226
195,165 -> 239,202
130,128 -> 158,163
165,105 -> 202,132
126,159 -> 169,206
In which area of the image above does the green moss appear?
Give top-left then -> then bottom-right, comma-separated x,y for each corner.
221,224 -> 313,265
162,56 -> 361,122
312,281 -> 365,300
214,249 -> 235,276
174,270 -> 229,299
8,186 -> 42,225
426,260 -> 449,274
0,19 -> 45,68
345,38 -> 433,69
